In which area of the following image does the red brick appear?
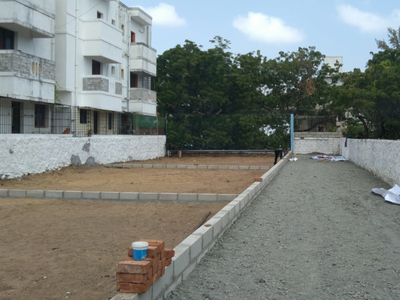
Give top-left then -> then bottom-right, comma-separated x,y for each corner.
161,266 -> 165,276
146,245 -> 159,258
254,177 -> 263,182
116,272 -> 147,284
138,239 -> 165,253
161,258 -> 166,269
118,257 -> 152,274
164,248 -> 175,259
166,258 -> 172,266
152,271 -> 161,284
117,280 -> 152,294
160,250 -> 166,259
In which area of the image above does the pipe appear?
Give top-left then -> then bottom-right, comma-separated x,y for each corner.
290,114 -> 294,151
73,0 -> 79,136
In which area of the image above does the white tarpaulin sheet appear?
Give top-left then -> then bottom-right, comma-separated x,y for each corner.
371,184 -> 400,205
310,155 -> 347,161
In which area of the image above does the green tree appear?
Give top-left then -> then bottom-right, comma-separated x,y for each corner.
263,47 -> 339,131
157,40 -> 337,149
375,27 -> 400,50
334,49 -> 400,139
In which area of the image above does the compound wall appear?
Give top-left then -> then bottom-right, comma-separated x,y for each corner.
294,132 -> 342,155
341,138 -> 400,186
0,135 -> 166,179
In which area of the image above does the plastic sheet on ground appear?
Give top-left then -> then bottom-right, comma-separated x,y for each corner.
310,155 -> 347,161
371,184 -> 400,205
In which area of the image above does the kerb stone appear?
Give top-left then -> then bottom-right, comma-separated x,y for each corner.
27,190 -> 45,198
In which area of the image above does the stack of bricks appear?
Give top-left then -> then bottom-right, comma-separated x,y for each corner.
116,239 -> 175,294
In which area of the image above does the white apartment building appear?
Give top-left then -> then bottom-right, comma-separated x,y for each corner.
0,0 -> 158,136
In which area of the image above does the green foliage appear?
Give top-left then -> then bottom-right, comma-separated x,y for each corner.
375,27 -> 400,50
54,81 -> 62,104
156,38 -> 339,150
335,49 -> 400,139
265,47 -> 339,116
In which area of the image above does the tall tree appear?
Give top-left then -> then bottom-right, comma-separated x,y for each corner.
262,47 -> 339,131
376,27 -> 400,50
334,49 -> 400,139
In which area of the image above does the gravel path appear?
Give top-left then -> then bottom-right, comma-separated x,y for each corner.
167,155 -> 400,300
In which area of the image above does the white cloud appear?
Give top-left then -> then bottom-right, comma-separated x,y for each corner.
337,4 -> 400,33
232,12 -> 305,45
142,3 -> 186,27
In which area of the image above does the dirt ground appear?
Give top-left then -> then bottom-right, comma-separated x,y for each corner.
0,156 -> 273,194
0,156 -> 274,300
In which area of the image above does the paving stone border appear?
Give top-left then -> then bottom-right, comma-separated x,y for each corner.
105,164 -> 271,170
111,152 -> 293,300
0,190 -> 238,204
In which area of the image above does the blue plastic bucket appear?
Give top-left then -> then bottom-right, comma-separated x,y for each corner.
132,241 -> 148,261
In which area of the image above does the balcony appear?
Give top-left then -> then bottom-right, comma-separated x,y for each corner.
130,43 -> 157,76
128,88 -> 157,116
0,50 -> 55,102
81,76 -> 123,111
81,20 -> 123,64
129,7 -> 152,26
0,0 -> 55,38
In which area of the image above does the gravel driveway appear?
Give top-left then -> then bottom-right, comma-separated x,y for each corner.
167,155 -> 400,300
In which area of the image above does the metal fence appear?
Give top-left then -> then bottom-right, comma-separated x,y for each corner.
0,98 -> 71,134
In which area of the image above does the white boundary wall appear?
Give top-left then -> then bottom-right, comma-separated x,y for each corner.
294,132 -> 341,155
0,135 -> 166,179
341,138 -> 400,186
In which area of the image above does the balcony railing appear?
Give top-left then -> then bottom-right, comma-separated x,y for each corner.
0,0 -> 55,38
129,7 -> 152,26
130,88 -> 157,103
130,43 -> 157,76
82,76 -> 123,95
0,50 -> 55,102
81,20 -> 123,64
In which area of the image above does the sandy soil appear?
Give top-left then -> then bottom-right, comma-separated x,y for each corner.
0,156 -> 273,300
136,155 -> 276,166
0,156 -> 274,194
0,198 -> 226,300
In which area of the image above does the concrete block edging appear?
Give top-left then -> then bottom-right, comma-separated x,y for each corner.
111,151 -> 293,300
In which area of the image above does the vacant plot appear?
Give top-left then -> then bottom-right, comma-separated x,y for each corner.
0,156 -> 273,194
0,156 -> 273,300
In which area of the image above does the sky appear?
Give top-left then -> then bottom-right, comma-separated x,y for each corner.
124,0 -> 400,72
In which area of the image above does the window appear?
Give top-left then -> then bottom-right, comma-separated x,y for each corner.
108,113 -> 113,130
131,31 -> 135,43
121,69 -> 124,79
80,109 -> 87,124
111,66 -> 115,75
121,24 -> 125,35
130,73 -> 138,88
92,60 -> 101,75
0,27 -> 15,49
111,19 -> 115,25
97,11 -> 103,19
35,105 -> 46,128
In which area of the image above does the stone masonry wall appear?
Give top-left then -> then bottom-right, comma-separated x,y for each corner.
0,51 -> 55,81
294,132 -> 342,155
83,77 -> 109,92
0,135 -> 166,179
115,82 -> 122,95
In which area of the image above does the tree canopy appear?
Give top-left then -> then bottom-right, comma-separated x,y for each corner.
375,27 -> 400,50
156,38 -> 339,150
334,48 -> 400,139
156,30 -> 400,150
